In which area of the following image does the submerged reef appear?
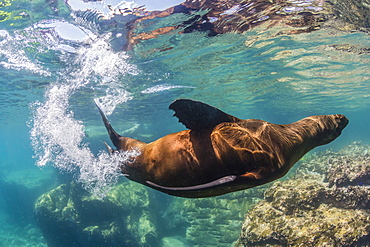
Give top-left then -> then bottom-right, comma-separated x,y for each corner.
236,142 -> 370,246
0,166 -> 55,224
34,142 -> 370,247
34,181 -> 159,247
34,179 -> 263,247
0,166 -> 54,246
162,189 -> 264,247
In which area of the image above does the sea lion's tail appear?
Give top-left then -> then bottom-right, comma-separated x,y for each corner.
94,99 -> 121,148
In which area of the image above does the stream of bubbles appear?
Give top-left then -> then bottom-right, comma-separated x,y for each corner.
30,34 -> 140,197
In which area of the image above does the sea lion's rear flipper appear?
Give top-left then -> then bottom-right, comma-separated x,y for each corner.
103,142 -> 115,154
146,175 -> 237,191
95,99 -> 121,148
169,99 -> 240,130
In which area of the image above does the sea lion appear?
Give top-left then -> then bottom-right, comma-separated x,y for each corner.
96,99 -> 348,198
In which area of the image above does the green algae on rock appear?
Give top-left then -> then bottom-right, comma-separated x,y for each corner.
161,236 -> 188,247
34,175 -> 266,247
326,142 -> 370,187
163,188 -> 264,247
236,179 -> 370,246
236,142 -> 370,247
238,201 -> 370,246
34,181 -> 159,247
34,142 -> 370,247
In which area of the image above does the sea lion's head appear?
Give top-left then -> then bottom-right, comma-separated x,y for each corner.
310,114 -> 349,146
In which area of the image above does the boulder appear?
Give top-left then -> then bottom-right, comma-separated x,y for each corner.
326,143 -> 370,187
236,142 -> 370,247
34,181 -> 159,247
238,201 -> 370,246
163,188 -> 264,247
0,166 -> 55,226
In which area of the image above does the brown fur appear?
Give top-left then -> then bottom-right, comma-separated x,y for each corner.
98,101 -> 348,198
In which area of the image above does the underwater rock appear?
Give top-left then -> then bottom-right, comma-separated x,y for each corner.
163,188 -> 264,247
265,178 -> 370,211
236,178 -> 370,246
237,202 -> 370,246
34,181 -> 159,247
264,179 -> 327,215
0,165 -> 54,246
0,166 -> 55,191
0,223 -> 47,247
161,236 -> 188,247
294,151 -> 335,178
326,142 -> 370,187
236,142 -> 370,246
326,155 -> 370,187
0,166 -> 56,227
326,186 -> 370,210
295,142 -> 370,187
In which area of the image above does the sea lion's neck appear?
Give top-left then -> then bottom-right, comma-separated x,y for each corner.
276,117 -> 328,172
285,116 -> 334,158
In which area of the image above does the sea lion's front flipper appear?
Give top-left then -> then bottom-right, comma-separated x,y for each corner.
169,99 -> 240,130
146,175 -> 237,191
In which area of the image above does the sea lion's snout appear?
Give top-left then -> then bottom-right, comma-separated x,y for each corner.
314,114 -> 348,146
334,114 -> 349,133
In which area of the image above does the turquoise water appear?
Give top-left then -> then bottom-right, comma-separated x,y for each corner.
0,0 -> 370,246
